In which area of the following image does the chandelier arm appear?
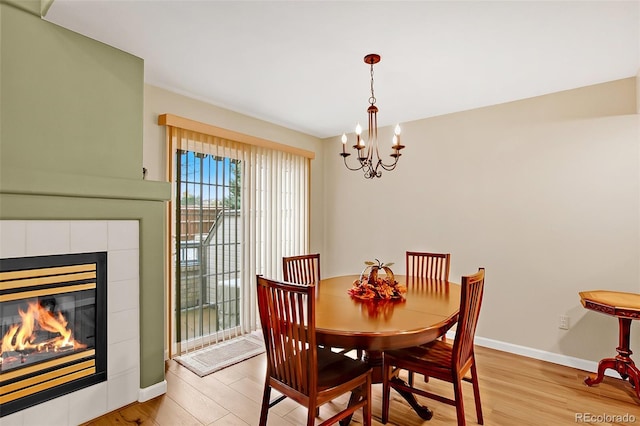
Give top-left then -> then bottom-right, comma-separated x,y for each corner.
373,140 -> 383,170
379,154 -> 401,170
364,167 -> 379,179
378,160 -> 399,172
359,157 -> 377,179
364,143 -> 373,163
372,120 -> 379,160
368,159 -> 382,178
342,155 -> 366,172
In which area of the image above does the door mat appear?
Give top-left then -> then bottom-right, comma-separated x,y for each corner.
175,331 -> 265,377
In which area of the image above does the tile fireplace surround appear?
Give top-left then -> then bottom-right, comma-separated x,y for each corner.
1,220 -> 142,425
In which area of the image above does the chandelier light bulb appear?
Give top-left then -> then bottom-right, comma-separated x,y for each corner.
394,124 -> 401,135
355,123 -> 362,135
341,133 -> 348,154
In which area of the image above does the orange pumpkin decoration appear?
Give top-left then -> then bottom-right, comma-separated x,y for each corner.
349,259 -> 406,300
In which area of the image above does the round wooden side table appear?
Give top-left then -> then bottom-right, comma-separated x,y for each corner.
580,290 -> 640,402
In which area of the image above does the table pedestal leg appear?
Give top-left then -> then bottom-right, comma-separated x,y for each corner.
383,359 -> 433,420
340,351 -> 384,426
585,317 -> 640,400
363,350 -> 384,383
341,351 -> 434,422
340,386 -> 366,426
389,377 -> 434,420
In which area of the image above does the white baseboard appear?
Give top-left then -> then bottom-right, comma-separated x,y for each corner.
139,380 -> 168,402
445,331 -> 620,379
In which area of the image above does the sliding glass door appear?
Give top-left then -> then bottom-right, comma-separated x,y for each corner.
164,117 -> 311,358
175,149 -> 241,351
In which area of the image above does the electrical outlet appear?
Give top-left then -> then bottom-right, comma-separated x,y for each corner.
559,315 -> 570,330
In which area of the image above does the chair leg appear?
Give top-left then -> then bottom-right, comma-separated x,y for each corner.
307,403 -> 317,426
471,361 -> 484,425
453,376 -> 466,426
364,376 -> 372,426
259,384 -> 271,426
382,364 -> 391,424
408,371 -> 429,385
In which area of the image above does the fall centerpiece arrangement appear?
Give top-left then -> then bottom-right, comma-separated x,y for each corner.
348,259 -> 407,300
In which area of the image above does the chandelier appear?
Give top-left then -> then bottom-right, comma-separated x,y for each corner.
340,53 -> 405,179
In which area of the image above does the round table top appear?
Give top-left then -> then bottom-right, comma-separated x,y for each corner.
314,274 -> 461,351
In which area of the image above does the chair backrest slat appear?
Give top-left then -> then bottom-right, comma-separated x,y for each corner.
257,275 -> 316,396
406,251 -> 451,281
283,253 -> 321,285
453,268 -> 485,370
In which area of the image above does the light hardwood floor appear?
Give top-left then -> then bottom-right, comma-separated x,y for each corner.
82,346 -> 640,425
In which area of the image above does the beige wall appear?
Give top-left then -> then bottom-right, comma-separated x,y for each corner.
142,84 -> 325,255
637,68 -> 640,113
322,78 -> 639,363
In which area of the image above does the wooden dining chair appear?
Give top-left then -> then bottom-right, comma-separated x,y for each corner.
405,251 -> 452,385
382,268 -> 485,426
283,253 -> 362,360
406,251 -> 451,281
283,253 -> 321,284
257,275 -> 372,426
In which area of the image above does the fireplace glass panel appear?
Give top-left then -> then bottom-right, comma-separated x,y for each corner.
1,289 -> 96,373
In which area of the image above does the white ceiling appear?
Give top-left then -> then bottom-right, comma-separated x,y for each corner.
45,0 -> 640,139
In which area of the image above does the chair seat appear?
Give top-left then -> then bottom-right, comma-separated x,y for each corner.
317,348 -> 371,391
385,340 -> 455,383
386,340 -> 452,370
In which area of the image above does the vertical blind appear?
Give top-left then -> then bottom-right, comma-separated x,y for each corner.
168,125 -> 310,337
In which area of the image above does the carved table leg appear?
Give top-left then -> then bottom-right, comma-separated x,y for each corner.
390,377 -> 434,420
585,317 -> 640,401
340,351 -> 383,426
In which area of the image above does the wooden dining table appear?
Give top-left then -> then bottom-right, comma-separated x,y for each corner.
312,274 -> 461,421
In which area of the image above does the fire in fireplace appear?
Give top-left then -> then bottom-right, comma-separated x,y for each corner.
0,252 -> 107,417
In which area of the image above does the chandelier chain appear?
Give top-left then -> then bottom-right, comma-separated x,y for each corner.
369,62 -> 376,106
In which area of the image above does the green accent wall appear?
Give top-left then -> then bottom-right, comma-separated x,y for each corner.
0,1 -> 171,389
1,1 -> 142,181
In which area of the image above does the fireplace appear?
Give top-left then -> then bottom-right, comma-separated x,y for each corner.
0,252 -> 107,417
